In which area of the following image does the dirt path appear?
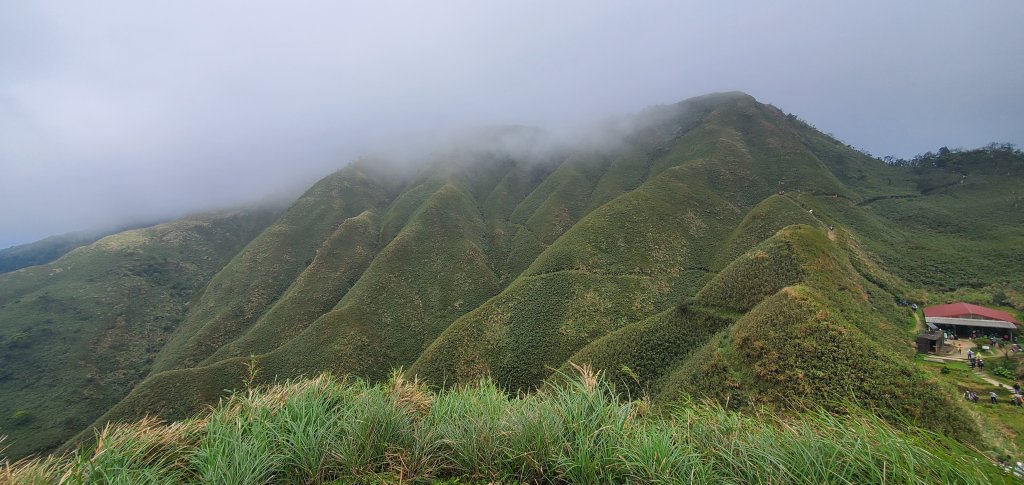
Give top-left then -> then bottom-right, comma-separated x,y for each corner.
928,351 -> 1010,388
976,371 -> 1009,389
933,341 -> 1011,390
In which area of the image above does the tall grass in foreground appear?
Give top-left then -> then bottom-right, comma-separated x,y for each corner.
3,366 -> 1011,484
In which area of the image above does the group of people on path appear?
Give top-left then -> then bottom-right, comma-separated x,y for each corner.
961,346 -> 1024,406
965,384 -> 1024,407
966,348 -> 986,369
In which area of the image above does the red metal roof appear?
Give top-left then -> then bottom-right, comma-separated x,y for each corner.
923,302 -> 1020,325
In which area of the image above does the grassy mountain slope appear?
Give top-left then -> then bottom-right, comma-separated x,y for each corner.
411,162 -> 743,390
83,93 -> 1024,447
564,218 -> 975,438
6,91 -> 1024,462
202,210 -> 382,362
711,194 -> 819,268
562,226 -> 810,398
149,163 -> 397,374
410,92 -> 874,390
0,209 -> 275,458
0,225 -> 154,274
805,167 -> 1024,289
80,149 -> 560,431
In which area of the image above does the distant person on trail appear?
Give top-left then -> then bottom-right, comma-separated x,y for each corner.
1014,383 -> 1021,395
979,359 -> 985,370
967,349 -> 974,361
971,391 -> 979,403
991,391 -> 998,404
964,390 -> 972,401
958,344 -> 962,354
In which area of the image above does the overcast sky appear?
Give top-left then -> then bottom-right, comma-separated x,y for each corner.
2,1 -> 1022,248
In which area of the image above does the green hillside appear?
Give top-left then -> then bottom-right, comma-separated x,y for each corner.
0,209 -> 276,458
0,224 -> 154,274
148,163 -> 400,374
3,91 -> 1024,465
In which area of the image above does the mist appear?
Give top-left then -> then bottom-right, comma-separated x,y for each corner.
2,1 -> 1022,248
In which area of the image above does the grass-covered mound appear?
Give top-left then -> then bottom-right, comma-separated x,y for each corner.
710,194 -> 819,270
5,370 -> 1008,484
563,304 -> 735,398
659,226 -> 976,439
561,226 -> 808,398
566,224 -> 976,441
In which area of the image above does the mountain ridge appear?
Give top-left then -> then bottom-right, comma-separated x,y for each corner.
2,91 -> 1022,459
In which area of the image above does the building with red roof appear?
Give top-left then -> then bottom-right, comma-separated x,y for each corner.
924,302 -> 1020,324
923,302 -> 1020,339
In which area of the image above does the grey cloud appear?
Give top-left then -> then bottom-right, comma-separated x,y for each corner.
2,1 -> 1022,247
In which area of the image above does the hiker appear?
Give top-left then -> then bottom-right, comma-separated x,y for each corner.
1014,383 -> 1021,395
958,344 -> 962,354
1015,394 -> 1023,408
979,359 -> 985,370
967,349 -> 974,360
964,390 -> 972,401
971,391 -> 979,403
991,391 -> 998,404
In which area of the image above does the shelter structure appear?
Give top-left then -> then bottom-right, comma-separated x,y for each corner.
923,302 -> 1020,339
915,330 -> 944,354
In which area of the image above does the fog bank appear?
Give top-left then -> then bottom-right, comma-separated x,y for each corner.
2,1 -> 1022,247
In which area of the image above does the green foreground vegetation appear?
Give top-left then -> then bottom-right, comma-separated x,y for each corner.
4,369 -> 1011,484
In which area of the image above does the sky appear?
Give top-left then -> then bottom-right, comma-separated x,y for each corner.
1,1 -> 1022,248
